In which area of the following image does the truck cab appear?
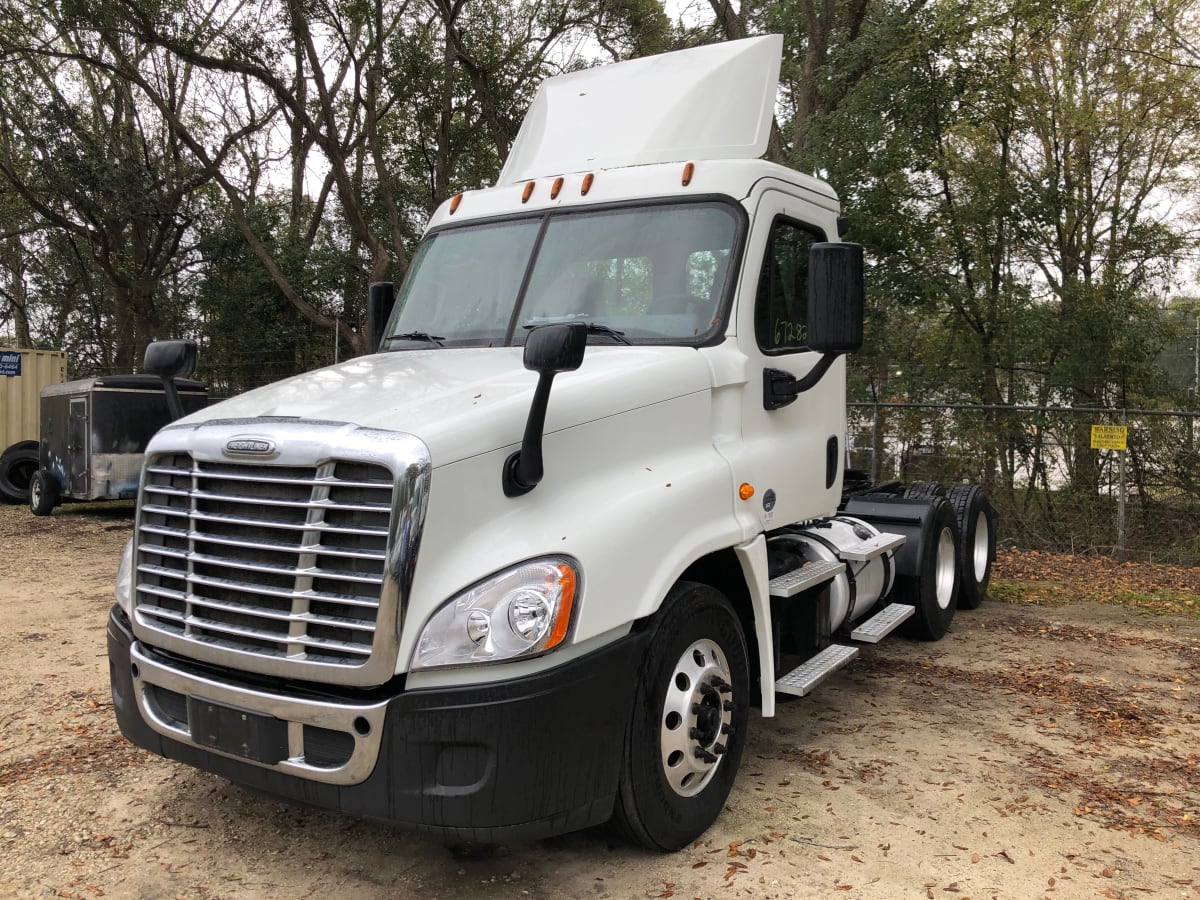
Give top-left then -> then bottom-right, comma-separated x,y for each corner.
108,36 -> 996,851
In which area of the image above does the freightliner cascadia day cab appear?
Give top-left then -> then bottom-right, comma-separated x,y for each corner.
108,36 -> 998,851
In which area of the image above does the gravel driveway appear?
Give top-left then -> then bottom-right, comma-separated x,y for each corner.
2,505 -> 1198,899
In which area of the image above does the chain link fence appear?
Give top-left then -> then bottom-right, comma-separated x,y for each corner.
847,402 -> 1200,566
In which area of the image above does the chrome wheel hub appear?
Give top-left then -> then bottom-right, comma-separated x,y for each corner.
935,526 -> 957,610
972,510 -> 990,582
659,639 -> 734,797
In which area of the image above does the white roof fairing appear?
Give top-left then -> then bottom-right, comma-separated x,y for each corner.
497,35 -> 783,185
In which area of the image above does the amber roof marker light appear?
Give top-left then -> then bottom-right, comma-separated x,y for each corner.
521,181 -> 535,203
581,173 -> 594,195
682,162 -> 695,186
551,176 -> 564,199
449,192 -> 463,214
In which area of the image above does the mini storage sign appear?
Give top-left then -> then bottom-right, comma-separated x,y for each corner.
0,351 -> 21,377
1090,424 -> 1128,451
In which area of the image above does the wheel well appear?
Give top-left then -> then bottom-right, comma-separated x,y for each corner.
678,549 -> 759,688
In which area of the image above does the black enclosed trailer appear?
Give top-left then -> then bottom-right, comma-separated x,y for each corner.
29,374 -> 207,515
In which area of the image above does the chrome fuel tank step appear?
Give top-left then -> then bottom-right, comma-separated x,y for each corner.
768,560 -> 845,598
775,644 -> 859,698
849,602 -> 915,643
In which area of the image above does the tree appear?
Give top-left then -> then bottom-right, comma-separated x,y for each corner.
791,0 -> 1200,495
0,3 -> 218,369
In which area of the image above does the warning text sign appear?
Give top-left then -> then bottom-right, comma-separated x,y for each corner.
1090,424 -> 1128,451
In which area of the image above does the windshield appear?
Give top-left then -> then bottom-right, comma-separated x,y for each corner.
383,201 -> 740,348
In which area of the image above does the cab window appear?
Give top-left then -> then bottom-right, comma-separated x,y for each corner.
755,218 -> 825,353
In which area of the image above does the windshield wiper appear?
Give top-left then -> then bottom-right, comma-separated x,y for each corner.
385,331 -> 445,347
523,321 -> 630,345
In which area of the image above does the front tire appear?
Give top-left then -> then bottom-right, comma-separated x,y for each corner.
612,581 -> 749,851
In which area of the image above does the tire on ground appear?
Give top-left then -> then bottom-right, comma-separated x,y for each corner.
612,581 -> 750,852
946,484 -> 998,609
29,469 -> 58,516
895,495 -> 960,640
0,441 -> 40,504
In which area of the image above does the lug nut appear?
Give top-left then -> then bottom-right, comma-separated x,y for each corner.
723,700 -> 735,712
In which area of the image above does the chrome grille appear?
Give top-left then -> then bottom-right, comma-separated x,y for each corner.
135,454 -> 393,668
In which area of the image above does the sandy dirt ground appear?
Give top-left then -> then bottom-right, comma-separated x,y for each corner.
1,503 -> 1198,900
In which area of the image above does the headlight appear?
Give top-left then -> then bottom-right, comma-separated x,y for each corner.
115,538 -> 134,616
413,557 -> 579,670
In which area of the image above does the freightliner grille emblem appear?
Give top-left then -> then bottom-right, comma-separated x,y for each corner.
225,437 -> 275,455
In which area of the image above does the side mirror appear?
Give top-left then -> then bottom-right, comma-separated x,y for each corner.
764,243 -> 864,410
144,340 -> 198,421
523,320 -> 587,374
503,323 -> 588,497
807,242 -> 864,354
144,340 -> 198,378
368,282 -> 396,353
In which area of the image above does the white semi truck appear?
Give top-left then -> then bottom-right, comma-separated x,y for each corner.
108,36 -> 997,851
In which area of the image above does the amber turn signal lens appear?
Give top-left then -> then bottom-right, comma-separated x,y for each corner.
739,483 -> 755,501
545,564 -> 577,650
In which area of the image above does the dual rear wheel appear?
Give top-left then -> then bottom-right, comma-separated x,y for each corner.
896,482 -> 997,637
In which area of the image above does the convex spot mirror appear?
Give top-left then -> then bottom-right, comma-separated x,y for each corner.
524,321 -> 587,374
144,340 -> 198,378
807,242 -> 864,355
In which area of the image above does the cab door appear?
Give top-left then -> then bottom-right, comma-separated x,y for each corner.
735,191 -> 846,529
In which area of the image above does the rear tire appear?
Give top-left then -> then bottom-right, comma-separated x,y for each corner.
903,480 -> 945,501
895,496 -> 959,640
946,484 -> 997,609
29,469 -> 57,516
0,441 -> 39,503
612,581 -> 749,851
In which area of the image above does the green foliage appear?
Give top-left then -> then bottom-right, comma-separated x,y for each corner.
794,0 -> 1200,494
193,199 -> 335,394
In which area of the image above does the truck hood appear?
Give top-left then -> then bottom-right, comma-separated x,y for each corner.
183,346 -> 715,467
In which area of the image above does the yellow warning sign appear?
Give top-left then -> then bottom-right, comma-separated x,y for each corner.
1090,425 -> 1128,451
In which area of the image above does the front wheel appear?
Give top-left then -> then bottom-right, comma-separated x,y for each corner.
612,581 -> 749,851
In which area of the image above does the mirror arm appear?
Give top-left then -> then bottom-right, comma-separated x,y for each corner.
503,370 -> 558,497
763,353 -> 839,410
159,376 -> 185,420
